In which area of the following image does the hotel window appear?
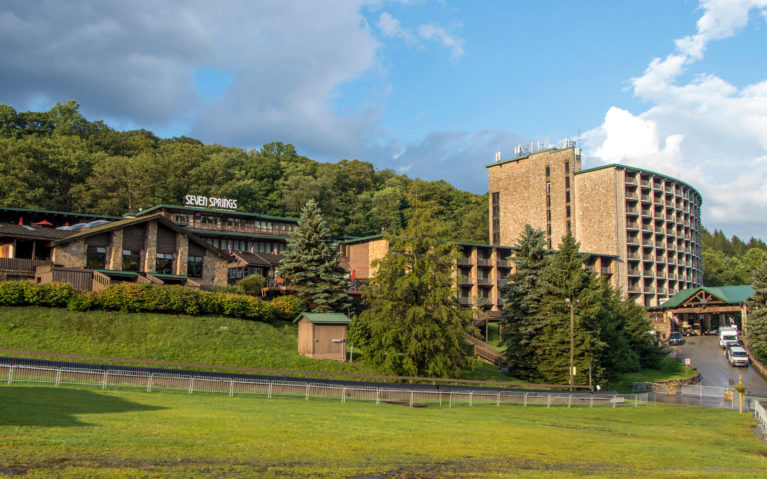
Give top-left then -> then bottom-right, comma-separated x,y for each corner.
565,191 -> 571,203
566,220 -> 571,233
546,182 -> 551,193
566,205 -> 571,218
547,210 -> 551,221
187,256 -> 204,278
564,161 -> 570,174
122,249 -> 140,272
86,246 -> 107,270
546,196 -> 551,207
565,176 -> 570,188
156,252 -> 175,275
545,166 -> 550,177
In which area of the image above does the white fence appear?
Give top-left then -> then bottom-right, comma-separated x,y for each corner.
753,400 -> 767,433
1,364 -> 649,408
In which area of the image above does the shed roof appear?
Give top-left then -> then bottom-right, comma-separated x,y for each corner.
0,223 -> 73,240
658,285 -> 754,309
293,312 -> 352,324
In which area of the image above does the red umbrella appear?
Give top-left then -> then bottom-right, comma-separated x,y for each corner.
351,269 -> 356,281
34,220 -> 53,226
18,217 -> 23,225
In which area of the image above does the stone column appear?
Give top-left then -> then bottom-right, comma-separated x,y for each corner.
108,230 -> 123,271
176,234 -> 188,276
143,221 -> 158,273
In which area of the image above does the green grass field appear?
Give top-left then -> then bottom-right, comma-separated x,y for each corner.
1,384 -> 765,478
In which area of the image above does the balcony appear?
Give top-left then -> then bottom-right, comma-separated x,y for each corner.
625,176 -> 638,185
458,277 -> 473,286
457,257 -> 472,266
656,271 -> 666,279
644,287 -> 655,294
458,296 -> 471,306
642,255 -> 654,261
497,259 -> 512,268
600,266 -> 612,275
477,258 -> 492,267
187,218 -> 293,237
477,277 -> 493,286
641,210 -> 653,218
640,194 -> 652,203
626,207 -> 639,215
628,268 -> 640,276
625,192 -> 638,200
627,237 -> 639,245
627,251 -> 640,260
628,284 -> 641,293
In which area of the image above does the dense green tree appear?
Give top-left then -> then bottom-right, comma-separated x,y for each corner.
500,225 -> 548,377
276,200 -> 351,312
746,260 -> 767,363
352,205 -> 472,378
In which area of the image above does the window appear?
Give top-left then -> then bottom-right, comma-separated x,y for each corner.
546,210 -> 551,221
187,255 -> 204,278
566,220 -> 571,233
122,249 -> 140,272
545,166 -> 550,177
566,205 -> 571,218
156,252 -> 175,275
564,161 -> 570,174
565,176 -> 570,188
565,191 -> 571,203
86,246 -> 107,270
547,224 -> 552,235
546,182 -> 551,193
546,195 -> 551,207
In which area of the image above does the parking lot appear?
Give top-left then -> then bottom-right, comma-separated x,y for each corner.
671,335 -> 767,397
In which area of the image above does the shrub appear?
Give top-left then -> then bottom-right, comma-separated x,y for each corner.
67,292 -> 97,311
24,282 -> 76,307
271,295 -> 304,320
238,274 -> 266,296
0,281 -> 28,306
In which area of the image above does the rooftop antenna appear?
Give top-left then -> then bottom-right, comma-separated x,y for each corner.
495,151 -> 502,162
577,128 -> 581,147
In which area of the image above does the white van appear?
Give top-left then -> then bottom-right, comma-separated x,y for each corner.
719,329 -> 739,349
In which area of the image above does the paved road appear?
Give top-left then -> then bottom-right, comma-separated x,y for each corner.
670,335 -> 767,397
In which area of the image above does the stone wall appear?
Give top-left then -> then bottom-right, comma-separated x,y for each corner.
176,234 -> 188,276
203,249 -> 228,287
107,230 -> 124,271
143,221 -> 158,273
52,239 -> 87,268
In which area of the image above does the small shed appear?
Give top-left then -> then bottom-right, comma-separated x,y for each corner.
294,312 -> 351,362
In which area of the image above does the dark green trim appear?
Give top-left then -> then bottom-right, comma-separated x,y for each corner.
339,234 -> 385,245
189,229 -> 290,241
293,312 -> 352,325
132,204 -> 298,223
574,164 -> 702,201
94,269 -> 139,277
0,206 -> 121,220
148,273 -> 188,279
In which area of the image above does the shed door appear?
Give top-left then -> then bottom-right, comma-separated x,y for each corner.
314,325 -> 345,360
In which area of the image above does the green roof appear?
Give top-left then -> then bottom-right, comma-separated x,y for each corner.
574,164 -> 702,202
293,312 -> 352,325
148,273 -> 187,279
658,285 -> 754,309
94,269 -> 139,277
338,234 -> 384,245
0,206 -> 121,220
132,204 -> 298,223
188,229 -> 290,241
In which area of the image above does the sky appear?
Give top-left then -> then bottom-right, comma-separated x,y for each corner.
1,0 -> 767,239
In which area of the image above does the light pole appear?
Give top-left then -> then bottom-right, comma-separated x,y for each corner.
565,297 -> 579,391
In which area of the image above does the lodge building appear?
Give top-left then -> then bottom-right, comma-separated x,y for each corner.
487,144 -> 703,307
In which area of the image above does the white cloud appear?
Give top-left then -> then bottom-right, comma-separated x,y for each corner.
418,23 -> 464,58
375,11 -> 464,58
585,0 -> 767,235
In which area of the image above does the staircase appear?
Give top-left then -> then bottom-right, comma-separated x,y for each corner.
464,333 -> 503,366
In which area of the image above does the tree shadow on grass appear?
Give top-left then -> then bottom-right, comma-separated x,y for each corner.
0,387 -> 165,427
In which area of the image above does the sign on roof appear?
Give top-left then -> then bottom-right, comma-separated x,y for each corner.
185,195 -> 237,210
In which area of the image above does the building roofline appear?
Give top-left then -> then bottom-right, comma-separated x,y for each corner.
130,204 -> 299,223
0,206 -> 121,221
339,234 -> 385,245
485,146 -> 576,168
188,229 -> 291,241
574,164 -> 702,201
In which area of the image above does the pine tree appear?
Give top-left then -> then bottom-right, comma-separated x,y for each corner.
534,233 -> 596,384
276,200 -> 351,312
500,224 -> 547,379
352,206 -> 471,378
746,260 -> 767,362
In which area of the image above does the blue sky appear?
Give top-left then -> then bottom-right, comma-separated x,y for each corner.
1,0 -> 767,239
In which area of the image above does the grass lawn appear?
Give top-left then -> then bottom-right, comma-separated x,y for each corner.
1,384 -> 765,478
611,357 -> 699,393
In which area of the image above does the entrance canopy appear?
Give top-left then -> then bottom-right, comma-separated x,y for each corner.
653,285 -> 754,336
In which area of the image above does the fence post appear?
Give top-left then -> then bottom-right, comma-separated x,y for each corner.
189,377 -> 194,395
268,381 -> 272,399
229,379 -> 234,398
547,393 -> 551,408
409,391 -> 413,408
568,394 -> 572,408
342,387 -> 346,404
613,394 -> 617,408
635,395 -> 638,407
469,391 -> 473,407
497,392 -> 501,407
439,392 -> 442,408
590,394 -> 593,408
305,383 -> 309,401
524,392 -> 527,407
449,391 -> 453,408
376,388 -> 380,405
55,368 -> 61,387
102,370 -> 108,389
6,366 -> 12,385
147,374 -> 153,393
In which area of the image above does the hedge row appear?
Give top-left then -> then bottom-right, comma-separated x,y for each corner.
0,281 -> 303,322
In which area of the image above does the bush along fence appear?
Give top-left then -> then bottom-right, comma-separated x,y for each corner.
0,281 -> 303,322
0,363 -> 650,409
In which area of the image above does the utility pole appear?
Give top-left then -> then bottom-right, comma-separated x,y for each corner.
565,297 -> 578,391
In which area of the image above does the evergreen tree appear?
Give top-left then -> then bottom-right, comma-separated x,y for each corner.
352,206 -> 471,378
746,260 -> 767,363
276,200 -> 351,312
534,233 -> 596,384
500,224 -> 547,378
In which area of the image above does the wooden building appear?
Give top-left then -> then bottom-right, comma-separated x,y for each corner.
294,312 -> 351,362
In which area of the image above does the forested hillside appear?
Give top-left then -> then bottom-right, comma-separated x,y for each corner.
0,101 -> 488,242
702,228 -> 767,286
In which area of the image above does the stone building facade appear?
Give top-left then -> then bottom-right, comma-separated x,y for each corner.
487,146 -> 703,307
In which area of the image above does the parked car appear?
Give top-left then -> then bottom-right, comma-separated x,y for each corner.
725,341 -> 743,357
719,332 -> 739,349
668,333 -> 684,345
727,346 -> 749,367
